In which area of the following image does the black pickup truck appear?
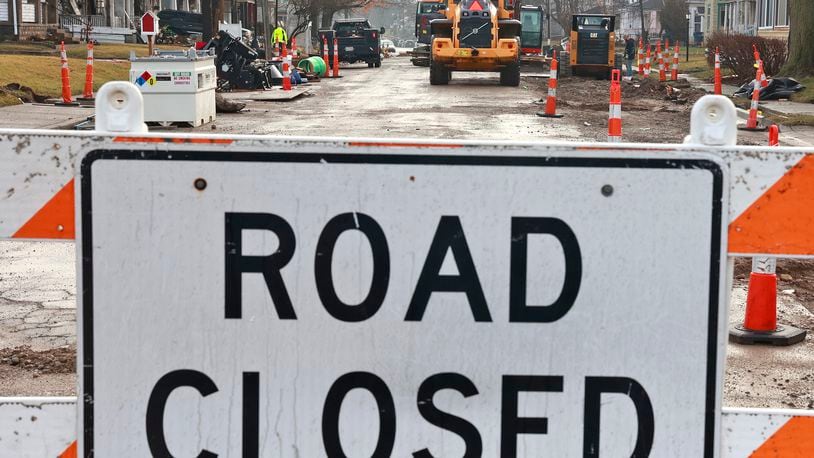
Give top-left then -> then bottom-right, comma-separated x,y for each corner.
319,19 -> 385,68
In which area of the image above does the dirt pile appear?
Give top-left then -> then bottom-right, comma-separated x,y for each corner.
0,83 -> 48,104
622,78 -> 707,104
0,345 -> 75,374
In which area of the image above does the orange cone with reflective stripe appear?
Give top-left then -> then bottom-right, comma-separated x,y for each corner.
608,69 -> 622,142
657,41 -> 666,82
282,43 -> 292,91
713,47 -> 722,95
637,38 -> 644,76
537,50 -> 564,118
56,41 -> 78,106
322,36 -> 331,78
759,59 -> 768,88
769,124 -> 779,146
81,42 -> 94,100
730,258 -> 806,346
332,37 -> 340,78
644,44 -> 651,77
739,65 -> 767,131
670,44 -> 679,80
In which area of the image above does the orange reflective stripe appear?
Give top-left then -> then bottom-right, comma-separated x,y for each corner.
729,155 -> 814,255
751,416 -> 814,457
58,440 -> 77,458
12,179 -> 75,240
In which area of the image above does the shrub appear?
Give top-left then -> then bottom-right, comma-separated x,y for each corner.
705,32 -> 788,83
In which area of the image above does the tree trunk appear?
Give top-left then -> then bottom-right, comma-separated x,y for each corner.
781,0 -> 814,77
639,0 -> 647,42
201,0 -> 213,41
321,9 -> 335,29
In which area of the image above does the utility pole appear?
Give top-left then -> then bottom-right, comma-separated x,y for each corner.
263,0 -> 272,59
274,0 -> 278,26
546,0 -> 551,48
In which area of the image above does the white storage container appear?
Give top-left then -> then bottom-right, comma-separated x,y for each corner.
129,49 -> 217,127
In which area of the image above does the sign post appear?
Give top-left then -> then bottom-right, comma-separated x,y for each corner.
140,11 -> 159,56
78,147 -> 728,456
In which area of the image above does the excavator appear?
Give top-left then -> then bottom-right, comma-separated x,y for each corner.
428,0 -> 522,86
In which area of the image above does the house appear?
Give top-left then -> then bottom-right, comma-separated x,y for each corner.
704,0 -> 756,36
0,0 -> 59,39
688,0 -> 705,45
755,0 -> 789,39
614,0 -> 664,41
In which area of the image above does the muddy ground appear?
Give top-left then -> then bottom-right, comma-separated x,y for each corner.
198,57 -> 771,146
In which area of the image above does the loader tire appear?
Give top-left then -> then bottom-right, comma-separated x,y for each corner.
430,61 -> 449,85
500,62 -> 520,87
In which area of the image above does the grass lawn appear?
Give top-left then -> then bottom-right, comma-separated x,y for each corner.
790,76 -> 814,104
679,46 -> 735,81
0,42 -> 185,60
0,54 -> 130,104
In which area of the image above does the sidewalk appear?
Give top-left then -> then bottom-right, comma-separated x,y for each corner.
683,74 -> 814,146
0,103 -> 92,130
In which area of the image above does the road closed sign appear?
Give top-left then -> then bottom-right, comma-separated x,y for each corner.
79,147 -> 728,457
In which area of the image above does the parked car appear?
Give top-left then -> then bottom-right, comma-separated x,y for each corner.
381,39 -> 397,54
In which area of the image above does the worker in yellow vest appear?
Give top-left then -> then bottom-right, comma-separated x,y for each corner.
272,22 -> 288,55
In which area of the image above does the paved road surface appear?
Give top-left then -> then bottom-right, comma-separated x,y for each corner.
200,57 -> 585,141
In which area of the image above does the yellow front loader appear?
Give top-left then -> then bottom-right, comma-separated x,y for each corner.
429,0 -> 522,86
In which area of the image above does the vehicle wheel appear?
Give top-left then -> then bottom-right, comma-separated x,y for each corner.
430,61 -> 449,85
374,60 -> 382,68
368,61 -> 374,68
500,62 -> 520,87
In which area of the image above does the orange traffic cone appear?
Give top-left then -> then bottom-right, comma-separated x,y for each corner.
637,38 -> 644,76
322,36 -> 331,78
332,37 -> 340,78
644,44 -> 651,77
713,47 -> 722,95
56,41 -> 78,106
608,69 -> 622,142
758,59 -> 768,88
79,42 -> 94,100
281,43 -> 291,91
769,124 -> 779,146
670,44 -> 679,81
537,50 -> 564,118
657,42 -> 666,82
739,65 -> 767,131
730,263 -> 806,346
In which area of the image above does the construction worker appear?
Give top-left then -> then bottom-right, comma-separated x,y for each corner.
272,22 -> 288,54
624,35 -> 636,78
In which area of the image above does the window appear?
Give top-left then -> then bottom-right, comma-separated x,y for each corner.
0,1 -> 8,22
776,0 -> 788,26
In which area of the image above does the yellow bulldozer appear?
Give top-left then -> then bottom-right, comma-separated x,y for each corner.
428,0 -> 522,86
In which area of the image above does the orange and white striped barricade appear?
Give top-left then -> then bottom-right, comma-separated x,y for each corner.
607,69 -> 622,142
332,37 -> 340,78
536,50 -> 563,118
637,38 -> 644,76
670,44 -> 679,81
729,123 -> 804,346
55,41 -> 78,106
713,47 -> 722,95
79,42 -> 94,101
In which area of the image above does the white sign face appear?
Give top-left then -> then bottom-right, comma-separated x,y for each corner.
80,149 -> 727,457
